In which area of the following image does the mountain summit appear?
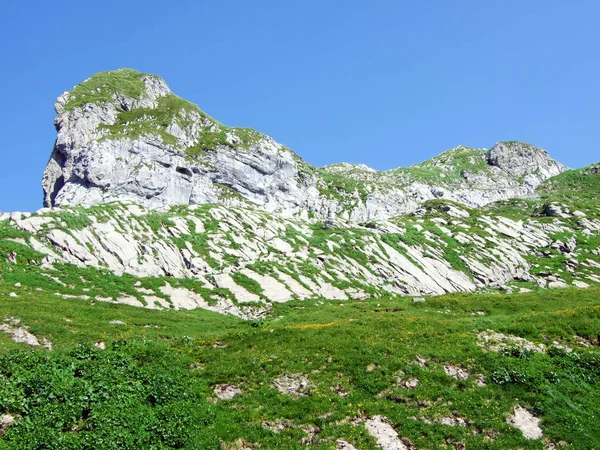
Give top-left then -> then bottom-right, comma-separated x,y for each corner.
43,69 -> 566,220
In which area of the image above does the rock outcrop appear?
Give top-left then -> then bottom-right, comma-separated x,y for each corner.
3,194 -> 599,316
43,69 -> 566,221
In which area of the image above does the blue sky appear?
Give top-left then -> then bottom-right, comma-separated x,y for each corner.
1,1 -> 599,212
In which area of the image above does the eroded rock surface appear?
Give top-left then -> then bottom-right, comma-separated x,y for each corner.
365,416 -> 411,450
477,330 -> 546,353
3,195 -> 600,316
273,374 -> 311,396
213,384 -> 242,400
507,405 -> 543,440
0,318 -> 50,348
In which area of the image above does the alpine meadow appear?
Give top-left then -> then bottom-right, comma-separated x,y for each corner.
1,68 -> 599,449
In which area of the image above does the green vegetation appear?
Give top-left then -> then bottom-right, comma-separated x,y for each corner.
538,164 -> 600,214
214,183 -> 246,202
317,170 -> 370,202
146,211 -> 176,232
2,144 -> 600,447
393,146 -> 490,185
99,93 -> 212,147
64,69 -> 265,159
45,210 -> 92,231
63,69 -> 150,112
231,272 -> 264,298
184,127 -> 266,159
0,281 -> 599,448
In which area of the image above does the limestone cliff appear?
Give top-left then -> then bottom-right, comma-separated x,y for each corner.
43,69 -> 566,220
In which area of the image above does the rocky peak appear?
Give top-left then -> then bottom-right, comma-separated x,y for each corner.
55,69 -> 171,114
487,141 -> 566,179
42,69 -> 569,220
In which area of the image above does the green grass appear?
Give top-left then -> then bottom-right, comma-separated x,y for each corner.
395,146 -> 490,185
317,170 -> 370,202
99,92 -> 216,147
1,278 -> 599,448
538,164 -> 600,214
231,272 -> 264,298
44,210 -> 92,231
63,69 -> 150,112
1,158 -> 600,447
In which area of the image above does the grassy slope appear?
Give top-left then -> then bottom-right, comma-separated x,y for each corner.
1,280 -> 599,449
538,164 -> 600,212
481,162 -> 600,222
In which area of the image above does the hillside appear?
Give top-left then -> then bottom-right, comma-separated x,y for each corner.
4,162 -> 600,315
1,276 -> 599,448
0,68 -> 599,448
2,158 -> 600,450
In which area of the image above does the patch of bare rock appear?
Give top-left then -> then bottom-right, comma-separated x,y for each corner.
213,384 -> 242,400
366,363 -> 379,372
365,416 -> 415,450
0,317 -> 51,349
109,320 -> 127,325
336,439 -> 358,449
331,384 -> 351,397
414,355 -> 428,367
399,377 -> 420,390
474,374 -> 487,387
411,413 -> 469,428
543,438 -> 569,449
507,405 -> 543,440
477,330 -> 546,353
261,419 -> 292,433
273,374 -> 311,396
443,364 -> 469,380
573,334 -> 600,347
438,415 -> 468,428
0,413 -> 18,437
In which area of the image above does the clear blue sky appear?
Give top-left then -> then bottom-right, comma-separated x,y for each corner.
1,1 -> 599,212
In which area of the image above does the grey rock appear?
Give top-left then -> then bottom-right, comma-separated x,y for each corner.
544,204 -> 563,217
507,405 -> 543,440
0,322 -> 42,347
8,199 -> 594,317
213,384 -> 242,400
42,70 -> 568,221
365,416 -> 409,450
488,142 -> 564,182
273,374 -> 311,396
109,320 -> 126,325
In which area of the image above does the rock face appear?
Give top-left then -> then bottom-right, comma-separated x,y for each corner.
43,69 -> 566,221
487,141 -> 564,189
